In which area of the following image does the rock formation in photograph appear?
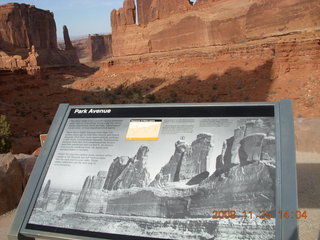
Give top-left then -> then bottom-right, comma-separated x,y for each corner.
55,190 -> 75,211
150,134 -> 212,187
215,118 -> 275,173
75,171 -> 107,213
103,156 -> 130,190
0,3 -> 79,72
103,146 -> 151,191
112,146 -> 150,190
103,119 -> 276,219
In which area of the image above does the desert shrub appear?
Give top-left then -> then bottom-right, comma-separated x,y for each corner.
0,115 -> 11,153
146,94 -> 157,103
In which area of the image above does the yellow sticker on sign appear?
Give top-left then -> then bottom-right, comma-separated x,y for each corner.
126,120 -> 162,141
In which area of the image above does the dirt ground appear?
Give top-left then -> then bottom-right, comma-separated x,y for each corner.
0,54 -> 319,155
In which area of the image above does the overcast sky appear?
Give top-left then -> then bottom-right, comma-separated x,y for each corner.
0,0 -> 123,39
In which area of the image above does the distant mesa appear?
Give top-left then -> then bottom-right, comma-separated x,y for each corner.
0,3 -> 79,73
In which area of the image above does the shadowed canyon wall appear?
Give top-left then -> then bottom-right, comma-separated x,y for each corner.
111,0 -> 320,57
0,3 -> 79,71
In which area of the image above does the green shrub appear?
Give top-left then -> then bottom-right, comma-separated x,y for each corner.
0,115 -> 11,153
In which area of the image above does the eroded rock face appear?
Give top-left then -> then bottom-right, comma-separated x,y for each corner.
63,25 -> 74,50
111,0 -> 320,57
215,119 -> 275,172
55,191 -> 75,211
104,161 -> 275,218
136,0 -> 192,26
179,133 -> 212,180
103,156 -> 130,190
0,3 -> 79,71
150,140 -> 190,187
0,153 -> 37,214
192,161 -> 275,217
239,134 -> 265,165
112,146 -> 150,190
151,134 -> 212,186
105,190 -> 191,218
0,153 -> 24,215
76,171 -> 107,213
0,3 -> 57,51
88,34 -> 112,61
111,0 -> 136,28
35,179 -> 51,210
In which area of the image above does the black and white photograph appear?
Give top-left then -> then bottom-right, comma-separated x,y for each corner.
28,116 -> 276,240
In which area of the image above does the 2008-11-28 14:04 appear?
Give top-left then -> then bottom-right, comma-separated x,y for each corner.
211,210 -> 308,219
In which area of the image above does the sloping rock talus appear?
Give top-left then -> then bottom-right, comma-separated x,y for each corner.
111,0 -> 320,57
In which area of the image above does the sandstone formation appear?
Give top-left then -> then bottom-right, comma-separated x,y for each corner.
103,146 -> 151,191
63,25 -> 74,50
111,0 -> 136,28
136,0 -> 192,26
55,191 -> 75,211
192,161 -> 275,217
150,140 -> 189,187
0,3 -> 79,71
0,153 -> 37,214
35,179 -> 50,210
104,161 -> 274,218
0,153 -> 24,215
110,0 -> 320,56
0,3 -> 56,51
112,146 -> 150,190
179,133 -> 212,180
150,134 -> 212,187
103,156 -> 130,190
88,34 -> 112,61
215,119 -> 275,174
76,171 -> 107,213
186,171 -> 209,185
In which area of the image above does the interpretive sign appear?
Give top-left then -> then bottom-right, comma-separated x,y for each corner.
8,101 -> 298,240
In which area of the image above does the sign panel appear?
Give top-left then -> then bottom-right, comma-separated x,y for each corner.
9,102 -> 298,240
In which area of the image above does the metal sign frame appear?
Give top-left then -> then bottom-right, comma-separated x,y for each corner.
8,100 -> 298,240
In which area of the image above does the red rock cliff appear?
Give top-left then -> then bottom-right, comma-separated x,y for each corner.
0,3 -> 57,51
111,0 -> 320,57
0,3 -> 79,71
